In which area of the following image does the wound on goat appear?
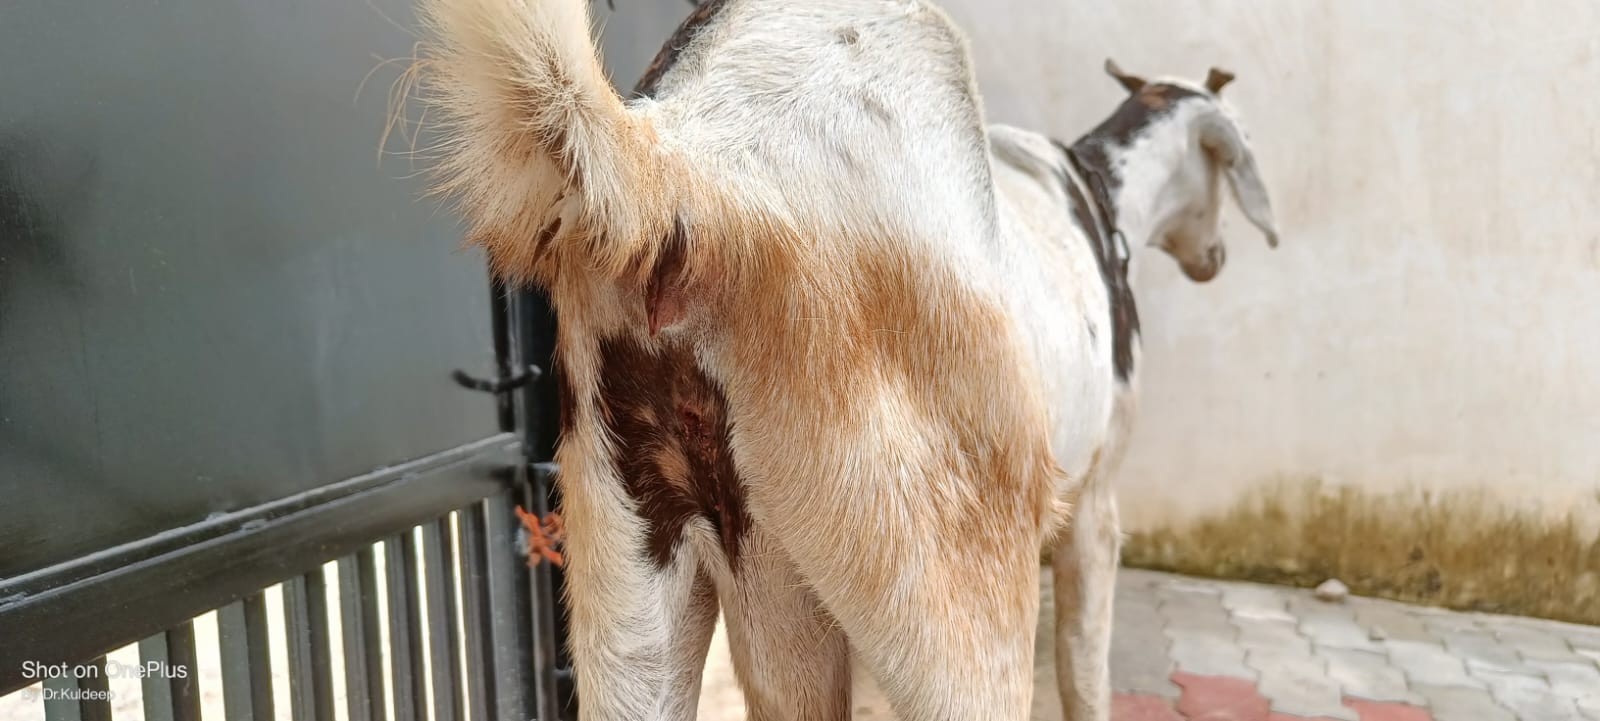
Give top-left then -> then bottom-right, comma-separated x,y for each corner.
591,336 -> 750,569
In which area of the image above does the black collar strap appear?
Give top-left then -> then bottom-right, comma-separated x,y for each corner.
1063,146 -> 1130,269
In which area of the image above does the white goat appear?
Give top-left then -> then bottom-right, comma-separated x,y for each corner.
988,59 -> 1278,720
418,0 -> 1277,718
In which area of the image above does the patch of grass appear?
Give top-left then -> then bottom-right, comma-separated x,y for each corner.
1121,479 -> 1600,624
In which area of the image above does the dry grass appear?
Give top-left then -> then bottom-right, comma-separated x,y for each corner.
1120,479 -> 1600,625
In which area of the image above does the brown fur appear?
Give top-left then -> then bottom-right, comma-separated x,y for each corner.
593,335 -> 751,569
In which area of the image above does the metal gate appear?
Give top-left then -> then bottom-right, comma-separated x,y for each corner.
0,1 -> 692,719
0,0 -> 582,717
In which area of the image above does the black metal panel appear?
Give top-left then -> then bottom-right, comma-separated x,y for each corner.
0,0 -> 497,579
0,436 -> 517,695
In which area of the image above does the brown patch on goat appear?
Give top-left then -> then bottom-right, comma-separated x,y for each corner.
1082,83 -> 1203,148
1137,88 -> 1170,110
592,335 -> 750,569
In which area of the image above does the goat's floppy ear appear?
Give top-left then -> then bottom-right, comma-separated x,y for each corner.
1104,58 -> 1146,94
1198,111 -> 1279,247
1204,67 -> 1235,94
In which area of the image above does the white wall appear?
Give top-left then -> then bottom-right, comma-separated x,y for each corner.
941,0 -> 1600,530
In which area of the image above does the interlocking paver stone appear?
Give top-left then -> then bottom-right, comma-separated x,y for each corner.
1412,683 -> 1517,721
1111,623 -> 1181,698
1160,592 -> 1234,626
1341,698 -> 1435,721
1525,658 -> 1600,698
1304,613 -> 1384,652
1173,672 -> 1272,721
1469,665 -> 1552,697
1441,630 -> 1528,673
1170,636 -> 1258,679
1562,623 -> 1600,653
1117,568 -> 1166,593
1163,577 -> 1225,596
1243,647 -> 1355,720
1322,647 -> 1426,705
1111,693 -> 1184,721
1386,640 -> 1486,689
1238,618 -> 1316,656
1162,595 -> 1240,647
1352,599 -> 1442,644
1258,675 -> 1357,721
1579,693 -> 1600,721
1223,584 -> 1299,624
1419,611 -> 1484,637
1495,625 -> 1582,663
1490,685 -> 1582,721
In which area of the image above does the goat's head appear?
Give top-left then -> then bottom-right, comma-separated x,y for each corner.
1090,59 -> 1279,283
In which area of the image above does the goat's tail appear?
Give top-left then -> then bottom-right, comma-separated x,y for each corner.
420,0 -> 675,279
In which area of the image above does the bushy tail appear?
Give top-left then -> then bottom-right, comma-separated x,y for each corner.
420,0 -> 673,278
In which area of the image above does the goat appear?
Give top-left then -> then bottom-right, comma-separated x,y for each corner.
418,0 -> 1277,718
988,59 -> 1278,720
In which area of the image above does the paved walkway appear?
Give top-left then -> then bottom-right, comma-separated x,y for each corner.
698,569 -> 1600,721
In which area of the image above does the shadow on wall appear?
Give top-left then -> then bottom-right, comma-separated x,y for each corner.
1121,479 -> 1600,625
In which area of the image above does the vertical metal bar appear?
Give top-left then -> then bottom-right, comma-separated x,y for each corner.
522,466 -> 563,721
307,570 -> 337,721
385,535 -> 427,721
78,656 -> 110,721
139,625 -> 201,721
285,572 -> 336,721
513,287 -> 566,721
42,676 -> 83,721
284,575 -> 315,721
483,489 -> 533,721
422,518 -> 464,721
217,594 -> 273,719
167,622 -> 203,721
218,595 -> 274,721
458,501 -> 498,721
340,550 -> 387,721
140,634 -> 176,721
488,274 -> 518,432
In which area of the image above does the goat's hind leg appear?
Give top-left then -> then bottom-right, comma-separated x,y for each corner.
1051,469 -> 1120,721
561,476 -> 719,721
752,482 -> 1044,719
718,529 -> 851,721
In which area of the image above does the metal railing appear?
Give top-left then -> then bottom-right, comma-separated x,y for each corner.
0,280 -> 571,721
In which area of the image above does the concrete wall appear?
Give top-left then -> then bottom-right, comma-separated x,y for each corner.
937,0 -> 1600,534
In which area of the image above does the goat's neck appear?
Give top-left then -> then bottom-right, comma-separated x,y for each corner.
1070,138 -> 1183,291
